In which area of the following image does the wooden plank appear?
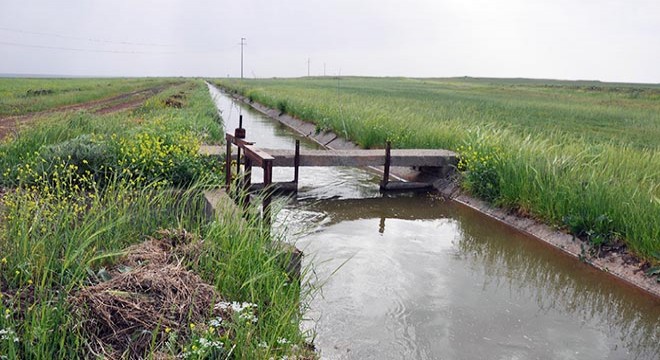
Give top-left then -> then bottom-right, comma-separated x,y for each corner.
200,145 -> 458,168
264,148 -> 457,167
242,145 -> 274,167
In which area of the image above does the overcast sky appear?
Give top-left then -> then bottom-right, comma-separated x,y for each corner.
1,0 -> 659,83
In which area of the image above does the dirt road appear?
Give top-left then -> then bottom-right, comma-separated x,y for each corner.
0,85 -> 170,140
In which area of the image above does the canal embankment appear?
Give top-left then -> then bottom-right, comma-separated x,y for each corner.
215,84 -> 659,299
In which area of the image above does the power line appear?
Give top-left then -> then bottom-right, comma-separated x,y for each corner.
0,40 -> 235,55
0,41 -> 156,53
0,26 -> 175,47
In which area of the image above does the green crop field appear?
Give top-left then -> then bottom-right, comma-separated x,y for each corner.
0,77 -> 182,117
217,77 -> 660,264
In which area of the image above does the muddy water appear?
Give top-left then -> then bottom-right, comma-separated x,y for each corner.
208,85 -> 660,360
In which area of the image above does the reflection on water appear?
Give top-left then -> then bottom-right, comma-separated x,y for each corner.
297,197 -> 659,360
209,85 -> 660,360
452,203 -> 660,360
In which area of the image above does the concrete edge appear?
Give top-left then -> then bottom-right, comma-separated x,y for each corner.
219,86 -> 660,300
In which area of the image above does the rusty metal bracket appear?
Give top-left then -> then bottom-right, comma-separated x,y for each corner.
380,141 -> 391,191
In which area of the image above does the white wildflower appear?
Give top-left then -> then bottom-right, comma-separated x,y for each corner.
214,301 -> 258,323
214,301 -> 257,313
0,328 -> 18,342
239,311 -> 258,323
209,316 -> 223,328
198,337 -> 223,349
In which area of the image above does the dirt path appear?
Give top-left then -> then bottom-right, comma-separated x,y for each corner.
0,85 -> 171,140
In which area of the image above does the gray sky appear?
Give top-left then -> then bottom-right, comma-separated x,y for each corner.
1,0 -> 659,83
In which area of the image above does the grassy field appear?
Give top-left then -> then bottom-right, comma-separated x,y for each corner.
0,77 -> 182,117
217,77 -> 660,264
0,79 -> 314,359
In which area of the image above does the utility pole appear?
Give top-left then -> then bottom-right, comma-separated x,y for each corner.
324,62 -> 326,77
240,37 -> 246,79
307,58 -> 310,77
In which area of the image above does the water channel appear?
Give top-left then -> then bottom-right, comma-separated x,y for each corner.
208,85 -> 660,360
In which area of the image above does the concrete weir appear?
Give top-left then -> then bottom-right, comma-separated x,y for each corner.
207,87 -> 659,299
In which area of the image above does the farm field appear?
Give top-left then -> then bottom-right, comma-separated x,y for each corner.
217,77 -> 660,265
0,77 -> 182,117
0,79 -> 313,359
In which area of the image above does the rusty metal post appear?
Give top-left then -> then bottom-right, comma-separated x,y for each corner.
235,115 -> 246,184
236,148 -> 242,181
244,157 -> 252,189
225,139 -> 232,189
263,159 -> 273,226
293,140 -> 300,184
380,141 -> 391,191
243,157 -> 252,210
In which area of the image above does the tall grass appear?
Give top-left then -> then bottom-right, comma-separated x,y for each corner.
0,177 -> 206,358
218,77 -> 660,263
0,79 -> 313,358
0,177 -> 312,358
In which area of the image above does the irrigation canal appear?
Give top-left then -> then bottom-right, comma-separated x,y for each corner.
208,84 -> 659,360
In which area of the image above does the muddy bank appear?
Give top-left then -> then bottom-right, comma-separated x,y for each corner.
217,86 -> 659,299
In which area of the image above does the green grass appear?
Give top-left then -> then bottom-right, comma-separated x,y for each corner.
0,79 -> 314,359
0,81 -> 225,188
217,77 -> 660,263
0,77 -> 182,117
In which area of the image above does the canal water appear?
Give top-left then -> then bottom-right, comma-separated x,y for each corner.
208,85 -> 660,360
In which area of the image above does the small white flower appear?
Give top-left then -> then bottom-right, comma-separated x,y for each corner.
209,317 -> 223,327
198,337 -> 223,349
215,301 -> 257,312
215,301 -> 258,323
0,328 -> 18,342
239,312 -> 258,323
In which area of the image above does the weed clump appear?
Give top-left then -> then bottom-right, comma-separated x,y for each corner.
72,230 -> 228,359
164,93 -> 185,108
457,143 -> 502,202
25,89 -> 54,96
